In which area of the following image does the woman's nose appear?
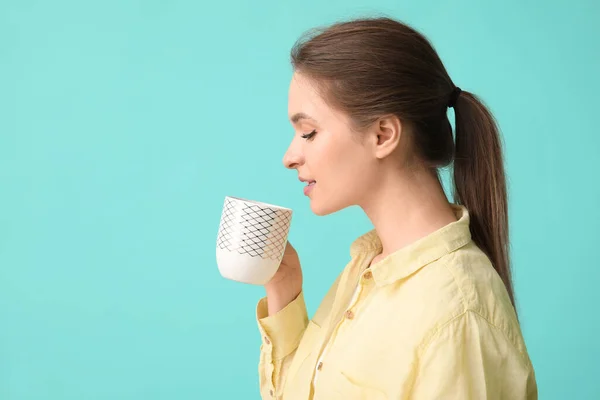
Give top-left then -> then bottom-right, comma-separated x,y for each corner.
283,142 -> 304,170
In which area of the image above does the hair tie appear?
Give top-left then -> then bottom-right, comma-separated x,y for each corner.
448,86 -> 462,108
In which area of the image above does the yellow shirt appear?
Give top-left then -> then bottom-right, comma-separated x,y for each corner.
256,206 -> 537,399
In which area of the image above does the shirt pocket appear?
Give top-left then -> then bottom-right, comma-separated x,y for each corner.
316,370 -> 387,400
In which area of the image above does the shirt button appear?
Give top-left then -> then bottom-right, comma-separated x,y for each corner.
317,362 -> 323,371
345,310 -> 355,319
264,336 -> 270,345
269,389 -> 274,396
363,271 -> 373,280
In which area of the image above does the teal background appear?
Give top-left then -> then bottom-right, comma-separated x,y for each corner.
1,0 -> 598,398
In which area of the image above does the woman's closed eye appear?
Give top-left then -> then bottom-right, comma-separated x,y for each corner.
301,129 -> 317,141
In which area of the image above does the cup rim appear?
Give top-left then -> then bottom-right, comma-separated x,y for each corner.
225,196 -> 292,212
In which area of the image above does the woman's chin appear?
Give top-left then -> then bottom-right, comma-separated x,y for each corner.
309,197 -> 341,216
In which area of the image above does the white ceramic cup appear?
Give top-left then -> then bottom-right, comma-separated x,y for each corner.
216,196 -> 293,285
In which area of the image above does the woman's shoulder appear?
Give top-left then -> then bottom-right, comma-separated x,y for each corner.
404,241 -> 525,353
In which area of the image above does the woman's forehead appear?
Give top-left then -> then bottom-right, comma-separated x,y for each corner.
288,74 -> 345,127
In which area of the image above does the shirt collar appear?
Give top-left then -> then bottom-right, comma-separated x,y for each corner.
349,204 -> 472,287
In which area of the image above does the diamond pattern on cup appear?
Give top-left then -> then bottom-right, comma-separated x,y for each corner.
217,198 -> 291,260
216,197 -> 237,250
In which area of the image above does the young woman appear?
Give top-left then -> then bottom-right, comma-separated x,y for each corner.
255,17 -> 537,400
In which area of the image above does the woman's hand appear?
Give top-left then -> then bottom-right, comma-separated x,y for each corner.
264,241 -> 303,315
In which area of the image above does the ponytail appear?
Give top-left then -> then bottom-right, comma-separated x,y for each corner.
452,92 -> 515,308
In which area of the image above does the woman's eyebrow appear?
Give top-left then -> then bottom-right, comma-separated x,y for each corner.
289,112 -> 317,124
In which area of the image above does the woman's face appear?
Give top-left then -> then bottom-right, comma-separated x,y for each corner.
283,73 -> 380,216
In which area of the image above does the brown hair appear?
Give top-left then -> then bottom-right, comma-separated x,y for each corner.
291,17 -> 515,307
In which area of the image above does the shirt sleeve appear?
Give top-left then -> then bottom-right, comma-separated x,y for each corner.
256,291 -> 309,399
410,310 -> 538,400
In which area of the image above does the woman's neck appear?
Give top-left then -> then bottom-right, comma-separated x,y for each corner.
360,167 -> 457,261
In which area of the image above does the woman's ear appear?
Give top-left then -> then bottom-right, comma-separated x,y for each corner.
370,115 -> 402,159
